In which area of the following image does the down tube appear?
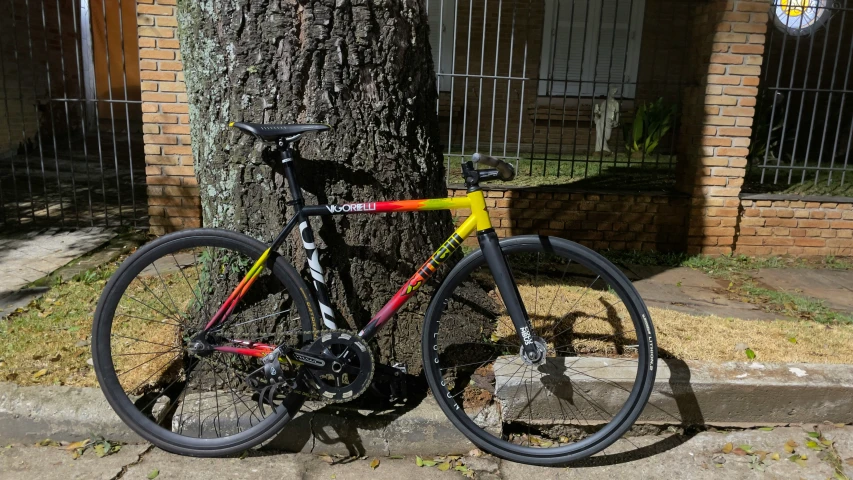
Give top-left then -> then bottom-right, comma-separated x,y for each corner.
358,215 -> 479,340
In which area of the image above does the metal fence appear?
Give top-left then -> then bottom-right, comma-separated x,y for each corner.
427,0 -> 690,186
0,0 -> 146,230
750,0 -> 853,195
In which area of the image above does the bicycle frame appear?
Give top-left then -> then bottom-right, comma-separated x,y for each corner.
206,141 -> 535,360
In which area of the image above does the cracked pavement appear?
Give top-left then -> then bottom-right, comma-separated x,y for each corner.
1,425 -> 850,479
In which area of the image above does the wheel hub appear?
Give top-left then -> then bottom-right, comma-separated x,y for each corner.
520,337 -> 548,366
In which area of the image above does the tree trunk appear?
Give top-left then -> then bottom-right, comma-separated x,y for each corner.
177,0 -> 453,373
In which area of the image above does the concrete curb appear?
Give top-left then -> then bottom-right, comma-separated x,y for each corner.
1,359 -> 851,455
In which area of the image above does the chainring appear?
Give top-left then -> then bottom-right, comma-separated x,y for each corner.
301,330 -> 374,403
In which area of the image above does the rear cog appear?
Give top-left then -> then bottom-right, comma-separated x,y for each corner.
302,331 -> 374,403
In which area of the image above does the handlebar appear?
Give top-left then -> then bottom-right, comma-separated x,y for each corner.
471,153 -> 516,181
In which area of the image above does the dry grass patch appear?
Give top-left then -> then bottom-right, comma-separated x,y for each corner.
495,283 -> 853,365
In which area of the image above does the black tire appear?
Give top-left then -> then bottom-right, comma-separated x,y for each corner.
422,235 -> 657,465
92,229 -> 319,457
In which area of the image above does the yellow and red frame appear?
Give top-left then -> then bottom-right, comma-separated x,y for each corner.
206,190 -> 494,358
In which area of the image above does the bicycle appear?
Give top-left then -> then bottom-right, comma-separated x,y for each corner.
92,122 -> 658,465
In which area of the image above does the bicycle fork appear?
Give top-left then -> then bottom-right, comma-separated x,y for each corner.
477,229 -> 543,362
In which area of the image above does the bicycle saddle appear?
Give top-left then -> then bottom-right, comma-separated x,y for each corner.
230,122 -> 330,141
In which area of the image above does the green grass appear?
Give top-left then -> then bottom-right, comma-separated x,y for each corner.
601,250 -> 853,325
446,153 -> 678,191
739,282 -> 853,325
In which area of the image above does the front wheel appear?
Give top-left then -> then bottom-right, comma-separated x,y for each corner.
422,235 -> 657,465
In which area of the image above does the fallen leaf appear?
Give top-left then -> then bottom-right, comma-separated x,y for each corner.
732,448 -> 747,456
422,459 -> 437,467
388,455 -> 404,459
319,455 -> 334,464
758,427 -> 774,431
745,348 -> 755,360
559,436 -> 569,443
239,451 -> 248,460
821,439 -> 833,447
416,456 -> 424,467
32,369 -> 48,380
455,465 -> 469,472
787,336 -> 797,344
147,469 -> 160,479
807,432 -> 820,438
739,444 -> 753,454
36,439 -> 59,447
94,444 -> 106,457
806,440 -> 823,451
437,462 -> 451,471
721,443 -> 733,454
754,450 -> 768,462
770,452 -> 780,461
369,458 -> 379,470
330,475 -> 336,479
64,439 -> 90,451
845,457 -> 853,466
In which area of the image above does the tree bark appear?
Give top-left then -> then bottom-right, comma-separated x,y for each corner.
177,0 -> 453,373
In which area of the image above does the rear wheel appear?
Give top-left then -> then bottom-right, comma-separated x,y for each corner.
422,235 -> 657,465
92,229 -> 319,457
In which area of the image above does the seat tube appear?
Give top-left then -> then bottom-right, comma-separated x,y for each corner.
278,140 -> 337,330
477,229 -> 540,360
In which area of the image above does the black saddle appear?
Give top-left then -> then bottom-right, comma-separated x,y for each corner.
230,122 -> 330,141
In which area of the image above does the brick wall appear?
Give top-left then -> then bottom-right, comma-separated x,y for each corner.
676,0 -> 767,254
136,0 -> 199,235
735,197 -> 853,256
448,187 -> 690,251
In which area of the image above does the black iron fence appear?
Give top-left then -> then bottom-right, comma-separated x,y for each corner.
0,0 -> 146,230
750,0 -> 853,196
428,0 -> 690,187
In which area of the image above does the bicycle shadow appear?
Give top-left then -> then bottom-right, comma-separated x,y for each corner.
536,354 -> 704,468
264,376 -> 441,456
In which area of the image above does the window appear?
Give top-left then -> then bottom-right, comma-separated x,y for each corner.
428,0 -> 456,91
539,0 -> 645,98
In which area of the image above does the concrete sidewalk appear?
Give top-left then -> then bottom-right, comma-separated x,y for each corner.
1,425 -> 850,480
0,228 -> 114,317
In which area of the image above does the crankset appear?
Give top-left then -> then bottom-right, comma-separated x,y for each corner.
300,331 -> 374,403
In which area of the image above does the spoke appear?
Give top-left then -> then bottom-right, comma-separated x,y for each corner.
136,275 -> 184,324
112,348 -> 181,357
125,353 -> 188,396
125,293 -> 183,326
116,351 -> 179,378
115,312 -> 182,328
549,276 -> 603,339
173,252 -> 203,312
219,309 -> 293,330
111,333 -> 178,349
152,261 -> 185,322
543,259 -> 573,321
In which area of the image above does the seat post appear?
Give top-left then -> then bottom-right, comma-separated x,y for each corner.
278,138 -> 304,209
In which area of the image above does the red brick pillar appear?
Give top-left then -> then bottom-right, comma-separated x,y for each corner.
137,0 -> 200,234
677,0 -> 768,254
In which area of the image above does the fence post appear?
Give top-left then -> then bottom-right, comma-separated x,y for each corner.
137,0 -> 200,235
676,0 -> 767,254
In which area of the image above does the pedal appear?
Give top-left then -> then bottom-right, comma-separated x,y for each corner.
369,362 -> 409,403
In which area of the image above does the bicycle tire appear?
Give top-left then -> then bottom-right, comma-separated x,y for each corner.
422,235 -> 657,465
92,228 -> 320,457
